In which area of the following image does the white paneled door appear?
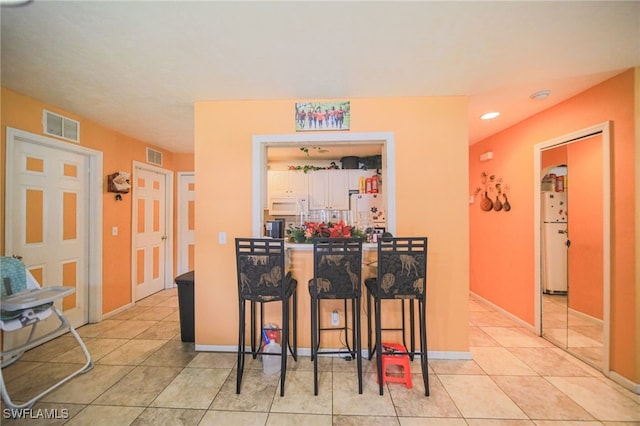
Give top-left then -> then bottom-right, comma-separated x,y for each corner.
133,165 -> 169,301
177,172 -> 195,274
7,136 -> 89,327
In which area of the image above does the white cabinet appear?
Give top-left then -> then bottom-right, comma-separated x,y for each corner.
309,170 -> 349,210
268,170 -> 308,195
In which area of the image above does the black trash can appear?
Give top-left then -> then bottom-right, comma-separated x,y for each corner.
175,271 -> 195,342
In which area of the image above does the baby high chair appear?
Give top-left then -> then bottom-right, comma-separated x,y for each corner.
1,256 -> 93,409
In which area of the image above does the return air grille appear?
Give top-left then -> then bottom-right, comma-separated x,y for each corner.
43,110 -> 80,143
146,148 -> 163,166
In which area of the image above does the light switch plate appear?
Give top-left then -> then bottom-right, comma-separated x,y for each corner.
218,232 -> 227,244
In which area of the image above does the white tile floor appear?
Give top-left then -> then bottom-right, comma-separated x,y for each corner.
2,289 -> 639,425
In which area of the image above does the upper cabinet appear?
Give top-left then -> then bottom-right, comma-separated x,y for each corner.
268,170 -> 309,195
308,170 -> 350,210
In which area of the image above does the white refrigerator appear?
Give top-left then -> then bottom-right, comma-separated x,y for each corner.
541,192 -> 568,294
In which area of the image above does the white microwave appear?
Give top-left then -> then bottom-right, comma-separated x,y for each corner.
268,194 -> 309,216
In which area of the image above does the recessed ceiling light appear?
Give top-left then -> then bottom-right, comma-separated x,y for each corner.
530,90 -> 551,100
480,112 -> 500,120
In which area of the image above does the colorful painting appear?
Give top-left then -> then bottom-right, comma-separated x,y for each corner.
295,101 -> 350,131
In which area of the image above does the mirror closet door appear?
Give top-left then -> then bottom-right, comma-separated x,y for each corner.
540,135 -> 605,370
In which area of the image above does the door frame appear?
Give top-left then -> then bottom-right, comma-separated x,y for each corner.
4,127 -> 103,323
533,121 -> 611,373
131,160 -> 174,301
251,131 -> 396,237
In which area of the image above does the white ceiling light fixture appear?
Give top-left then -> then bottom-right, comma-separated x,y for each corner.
530,89 -> 551,100
480,112 -> 500,120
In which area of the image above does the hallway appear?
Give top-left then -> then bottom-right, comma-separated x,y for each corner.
2,288 -> 639,425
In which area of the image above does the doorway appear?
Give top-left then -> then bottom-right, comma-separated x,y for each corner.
132,161 -> 174,301
4,127 -> 103,327
177,172 -> 195,275
534,122 -> 611,372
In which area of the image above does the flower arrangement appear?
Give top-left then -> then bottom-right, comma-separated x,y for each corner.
287,220 -> 365,243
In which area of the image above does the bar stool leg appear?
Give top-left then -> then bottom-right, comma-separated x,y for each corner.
311,297 -> 319,395
236,299 -> 246,394
355,296 -> 363,394
367,289 -> 374,360
419,298 -> 429,396
280,297 -> 288,397
291,289 -> 298,360
374,297 -> 384,396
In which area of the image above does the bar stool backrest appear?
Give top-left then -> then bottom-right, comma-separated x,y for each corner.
376,237 -> 428,300
312,238 -> 363,299
235,238 -> 289,302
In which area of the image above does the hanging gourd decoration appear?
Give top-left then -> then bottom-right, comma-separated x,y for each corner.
480,191 -> 493,211
493,183 -> 503,211
479,172 -> 493,211
503,194 -> 511,211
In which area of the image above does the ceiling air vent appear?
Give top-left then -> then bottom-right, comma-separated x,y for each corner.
146,148 -> 163,166
43,110 -> 80,143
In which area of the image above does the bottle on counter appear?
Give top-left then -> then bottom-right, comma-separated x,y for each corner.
371,175 -> 378,193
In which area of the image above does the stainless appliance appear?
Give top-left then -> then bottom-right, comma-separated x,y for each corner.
265,219 -> 285,239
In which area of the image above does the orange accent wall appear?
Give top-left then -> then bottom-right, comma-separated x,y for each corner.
470,69 -> 637,381
194,97 -> 470,353
0,87 -> 186,314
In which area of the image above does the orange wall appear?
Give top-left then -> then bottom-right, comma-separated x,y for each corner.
0,87 -> 193,314
194,97 -> 470,352
470,69 -> 637,382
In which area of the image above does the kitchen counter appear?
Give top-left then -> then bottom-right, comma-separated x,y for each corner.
285,242 -> 378,251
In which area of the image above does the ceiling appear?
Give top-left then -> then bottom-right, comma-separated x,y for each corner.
1,1 -> 638,155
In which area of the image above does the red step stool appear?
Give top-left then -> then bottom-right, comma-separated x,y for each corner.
379,342 -> 412,389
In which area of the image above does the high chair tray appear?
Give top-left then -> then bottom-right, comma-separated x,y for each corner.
2,286 -> 75,310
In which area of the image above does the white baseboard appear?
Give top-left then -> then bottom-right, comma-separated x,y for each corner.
101,302 -> 135,320
194,344 -> 472,360
608,370 -> 640,395
470,292 -> 536,333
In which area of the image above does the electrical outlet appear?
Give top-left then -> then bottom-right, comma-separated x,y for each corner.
331,310 -> 339,326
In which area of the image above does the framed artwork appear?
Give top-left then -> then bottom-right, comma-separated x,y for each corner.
295,101 -> 350,131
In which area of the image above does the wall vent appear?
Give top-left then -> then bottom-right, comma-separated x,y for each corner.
43,110 -> 80,143
146,148 -> 163,166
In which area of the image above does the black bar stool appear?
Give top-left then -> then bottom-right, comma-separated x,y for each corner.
235,238 -> 298,397
364,237 -> 429,396
309,237 -> 363,395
